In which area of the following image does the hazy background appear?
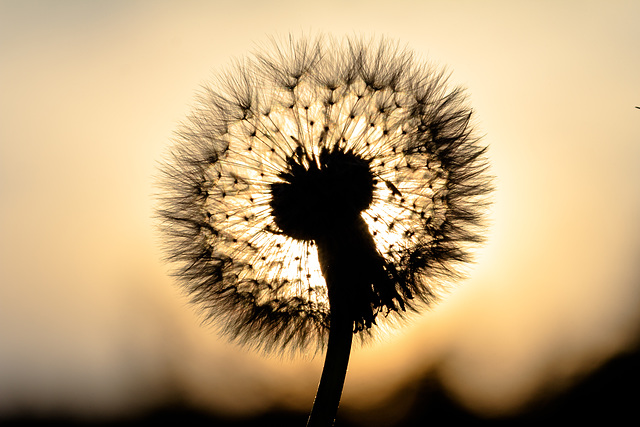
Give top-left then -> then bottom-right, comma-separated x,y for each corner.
1,0 -> 639,425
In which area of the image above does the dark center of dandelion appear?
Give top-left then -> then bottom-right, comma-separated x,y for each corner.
270,146 -> 407,331
270,147 -> 375,241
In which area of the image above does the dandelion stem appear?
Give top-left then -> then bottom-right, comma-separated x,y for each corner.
307,308 -> 353,427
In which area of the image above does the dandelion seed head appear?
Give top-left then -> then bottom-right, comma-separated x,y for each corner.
157,35 -> 492,354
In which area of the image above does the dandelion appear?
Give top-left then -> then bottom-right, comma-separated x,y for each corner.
157,35 -> 492,426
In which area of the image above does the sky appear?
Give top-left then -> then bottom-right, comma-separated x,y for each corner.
1,0 -> 639,424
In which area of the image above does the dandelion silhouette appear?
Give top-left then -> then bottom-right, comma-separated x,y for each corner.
157,35 -> 492,426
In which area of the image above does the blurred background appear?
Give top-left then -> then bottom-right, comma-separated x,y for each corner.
1,0 -> 639,425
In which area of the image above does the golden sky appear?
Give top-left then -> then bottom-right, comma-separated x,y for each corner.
1,0 -> 639,423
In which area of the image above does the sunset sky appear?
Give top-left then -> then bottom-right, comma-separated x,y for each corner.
1,0 -> 639,424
